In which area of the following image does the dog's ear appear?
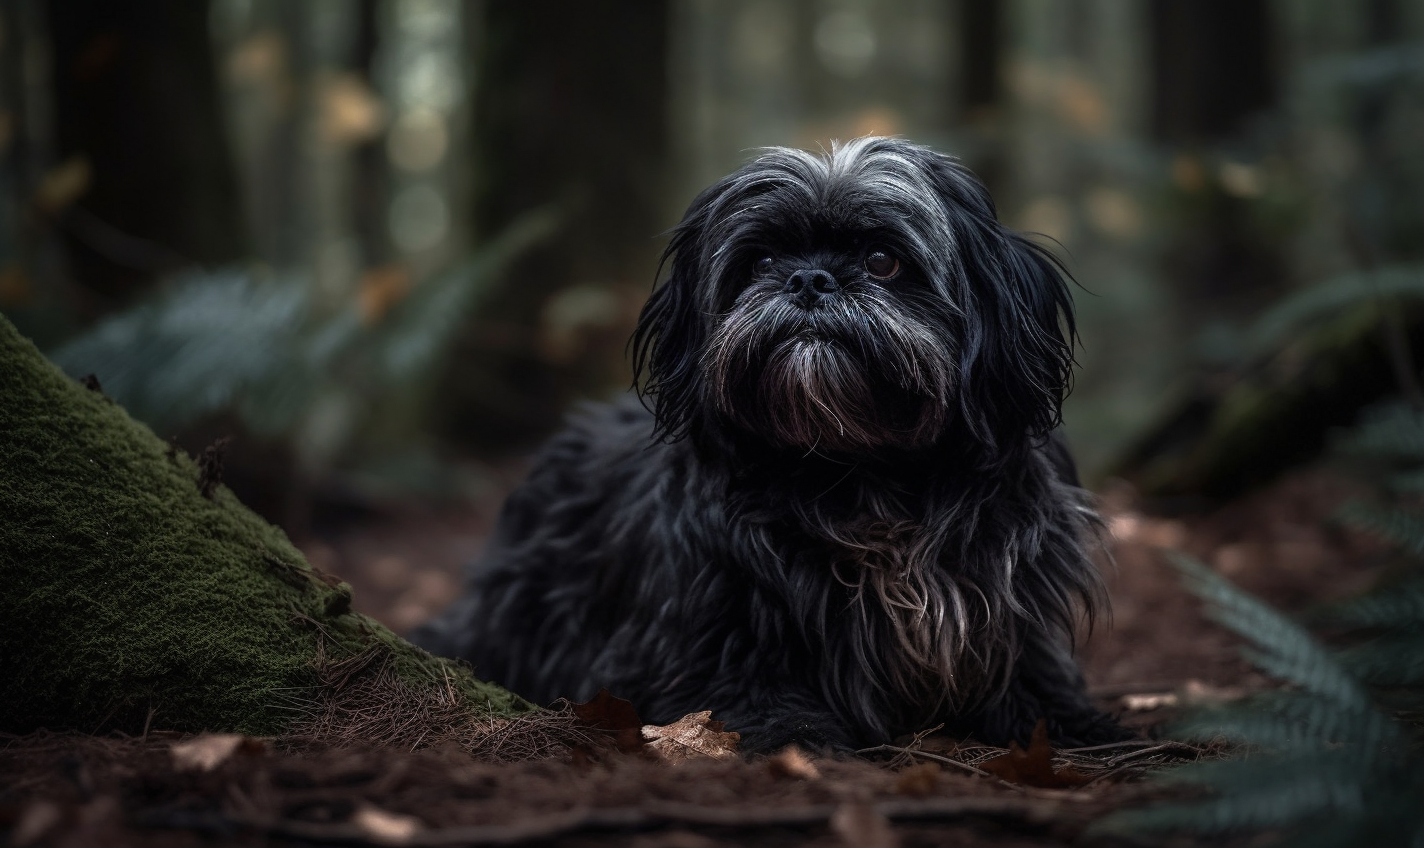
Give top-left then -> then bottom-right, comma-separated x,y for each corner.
631,182 -> 721,442
919,152 -> 1077,453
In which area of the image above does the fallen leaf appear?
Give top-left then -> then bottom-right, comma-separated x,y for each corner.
571,688 -> 645,753
352,805 -> 422,845
978,720 -> 1092,788
766,745 -> 820,780
1121,691 -> 1179,711
642,711 -> 741,763
171,733 -> 263,772
893,762 -> 940,796
830,802 -> 899,848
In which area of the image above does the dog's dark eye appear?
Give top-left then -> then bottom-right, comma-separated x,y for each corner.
864,251 -> 900,279
754,256 -> 775,276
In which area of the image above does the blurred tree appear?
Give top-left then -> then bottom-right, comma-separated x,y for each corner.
1114,0 -> 1424,500
1150,0 -> 1274,143
1150,0 -> 1287,323
0,1 -> 60,341
45,0 -> 246,303
435,1 -> 671,452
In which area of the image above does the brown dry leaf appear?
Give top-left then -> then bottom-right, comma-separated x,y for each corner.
766,745 -> 820,780
978,720 -> 1092,789
893,762 -> 940,797
170,733 -> 263,772
571,688 -> 646,753
352,805 -> 422,845
830,802 -> 900,848
642,711 -> 741,763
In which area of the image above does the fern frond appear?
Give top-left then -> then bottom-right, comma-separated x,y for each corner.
1169,553 -> 1371,710
44,216 -> 554,452
1334,399 -> 1424,461
1105,749 -> 1373,833
1171,689 -> 1401,749
1311,575 -> 1424,631
1337,501 -> 1424,557
1247,689 -> 1402,747
1334,631 -> 1424,687
1386,467 -> 1424,493
1249,265 -> 1424,353
50,270 -> 310,433
366,209 -> 558,384
1281,804 -> 1424,848
1168,703 -> 1332,750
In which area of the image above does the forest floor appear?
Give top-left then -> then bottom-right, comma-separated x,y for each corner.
0,466 -> 1390,847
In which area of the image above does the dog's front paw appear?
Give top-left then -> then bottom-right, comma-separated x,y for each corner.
993,705 -> 1132,749
736,710 -> 858,754
1047,708 -> 1135,747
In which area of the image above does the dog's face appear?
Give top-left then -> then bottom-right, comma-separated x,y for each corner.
634,137 -> 1075,457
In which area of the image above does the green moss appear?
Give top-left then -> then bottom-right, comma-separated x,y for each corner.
0,314 -> 526,735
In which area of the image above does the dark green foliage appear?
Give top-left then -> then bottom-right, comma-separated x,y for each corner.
48,212 -> 555,465
1313,574 -> 1424,634
1099,403 -> 1424,846
1334,400 -> 1424,463
0,313 -> 527,735
1337,501 -> 1424,558
1097,556 -> 1421,844
1247,265 -> 1424,354
1111,285 -> 1424,499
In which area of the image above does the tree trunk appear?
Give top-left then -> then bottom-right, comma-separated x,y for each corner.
437,1 -> 671,452
45,0 -> 247,304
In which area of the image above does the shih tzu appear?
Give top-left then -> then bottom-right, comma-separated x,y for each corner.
412,137 -> 1123,752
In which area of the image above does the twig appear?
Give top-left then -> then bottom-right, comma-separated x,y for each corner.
856,724 -> 944,768
855,744 -> 996,779
1104,741 -> 1209,767
1058,739 -> 1162,754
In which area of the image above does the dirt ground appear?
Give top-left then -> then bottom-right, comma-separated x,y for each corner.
0,466 -> 1391,847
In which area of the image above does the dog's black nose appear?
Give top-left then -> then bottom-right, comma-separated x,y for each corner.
784,269 -> 839,306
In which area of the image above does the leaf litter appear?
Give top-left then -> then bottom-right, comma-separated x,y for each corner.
0,469 -> 1393,846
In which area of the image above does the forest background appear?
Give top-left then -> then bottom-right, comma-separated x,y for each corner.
2,0 -> 1424,637
7,0 -> 1422,526
5,4 -> 1424,846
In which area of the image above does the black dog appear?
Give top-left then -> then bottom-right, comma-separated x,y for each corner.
413,137 -> 1122,752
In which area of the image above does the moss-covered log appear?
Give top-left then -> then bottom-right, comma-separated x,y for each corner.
0,313 -> 525,735
1110,305 -> 1424,502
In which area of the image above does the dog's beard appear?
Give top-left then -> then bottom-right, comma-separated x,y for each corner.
704,284 -> 955,453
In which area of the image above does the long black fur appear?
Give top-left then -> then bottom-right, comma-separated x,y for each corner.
413,137 -> 1124,752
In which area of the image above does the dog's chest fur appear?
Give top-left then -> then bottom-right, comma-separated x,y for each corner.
732,462 -> 1030,731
